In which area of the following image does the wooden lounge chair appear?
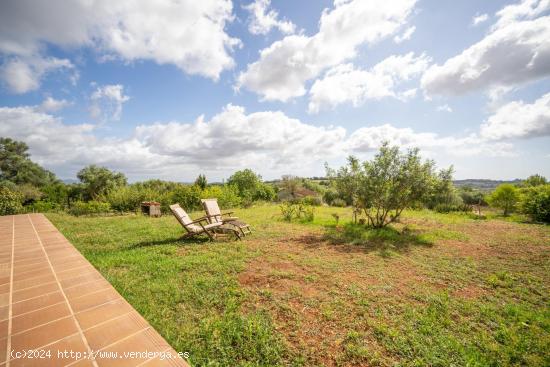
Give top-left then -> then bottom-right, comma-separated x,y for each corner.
169,204 -> 240,241
200,198 -> 252,237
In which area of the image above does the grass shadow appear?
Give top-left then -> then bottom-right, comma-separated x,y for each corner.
321,222 -> 433,256
129,235 -> 212,249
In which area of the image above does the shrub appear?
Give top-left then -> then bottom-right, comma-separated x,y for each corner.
279,202 -> 315,222
201,185 -> 242,209
298,204 -> 315,222
0,186 -> 23,215
279,202 -> 296,222
172,185 -> 203,211
488,184 -> 519,216
300,196 -> 322,206
323,188 -> 340,205
434,203 -> 471,213
69,201 -> 111,216
520,184 -> 550,223
27,200 -> 59,213
104,186 -> 145,212
331,198 -> 347,207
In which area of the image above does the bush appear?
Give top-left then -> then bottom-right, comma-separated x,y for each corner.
300,196 -> 322,206
201,185 -> 242,209
27,200 -> 59,213
0,186 -> 23,215
172,185 -> 203,211
69,201 -> 111,216
331,198 -> 347,207
323,188 -> 340,205
520,185 -> 550,223
279,202 -> 296,222
104,186 -> 146,212
279,202 -> 315,222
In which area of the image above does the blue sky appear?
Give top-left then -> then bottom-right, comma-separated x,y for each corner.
0,0 -> 549,182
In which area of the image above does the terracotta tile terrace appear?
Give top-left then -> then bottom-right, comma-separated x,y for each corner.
0,214 -> 188,367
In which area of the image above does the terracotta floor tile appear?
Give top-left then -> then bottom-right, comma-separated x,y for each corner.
13,273 -> 56,291
12,282 -> 59,303
13,267 -> 53,283
0,305 -> 8,321
12,291 -> 65,316
65,280 -> 112,301
2,214 -> 188,367
95,328 -> 173,367
11,333 -> 89,367
11,302 -> 71,335
10,317 -> 78,352
84,311 -> 149,351
77,299 -> 134,330
69,288 -> 121,313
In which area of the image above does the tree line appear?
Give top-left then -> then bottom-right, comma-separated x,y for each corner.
1,137 -> 548,224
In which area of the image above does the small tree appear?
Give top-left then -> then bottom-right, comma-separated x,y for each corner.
77,165 -> 127,200
488,184 -> 519,216
358,144 -> 435,227
328,143 -> 435,228
194,174 -> 207,190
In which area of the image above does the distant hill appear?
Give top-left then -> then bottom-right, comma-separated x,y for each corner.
453,179 -> 522,191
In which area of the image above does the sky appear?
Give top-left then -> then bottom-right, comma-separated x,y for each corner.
0,0 -> 549,182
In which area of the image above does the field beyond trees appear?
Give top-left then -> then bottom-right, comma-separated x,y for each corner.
47,204 -> 550,367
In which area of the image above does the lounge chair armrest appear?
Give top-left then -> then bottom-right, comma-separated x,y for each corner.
190,217 -> 210,225
203,222 -> 223,229
221,211 -> 235,217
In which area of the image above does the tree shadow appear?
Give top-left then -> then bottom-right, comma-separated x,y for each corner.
302,223 -> 433,257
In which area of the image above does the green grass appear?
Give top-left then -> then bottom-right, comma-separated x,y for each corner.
46,204 -> 550,366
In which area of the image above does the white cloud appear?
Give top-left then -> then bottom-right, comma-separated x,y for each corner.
481,92 -> 550,140
437,104 -> 453,112
244,0 -> 295,35
308,53 -> 430,113
0,102 -> 519,180
471,13 -> 489,26
0,57 -> 73,94
421,0 -> 550,96
0,0 -> 240,84
39,96 -> 71,112
89,84 -> 130,122
394,26 -> 416,43
492,0 -> 550,30
237,0 -> 417,101
347,124 -> 516,157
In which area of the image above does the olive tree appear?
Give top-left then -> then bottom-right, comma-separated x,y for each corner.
329,143 -> 436,228
77,165 -> 127,200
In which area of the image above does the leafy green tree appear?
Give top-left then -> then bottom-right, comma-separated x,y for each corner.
227,169 -> 261,197
488,184 -> 519,216
522,174 -> 547,187
194,174 -> 208,190
520,184 -> 550,223
328,143 -> 435,228
76,165 -> 127,200
0,137 -> 57,187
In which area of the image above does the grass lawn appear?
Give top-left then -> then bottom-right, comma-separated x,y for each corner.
46,205 -> 550,366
